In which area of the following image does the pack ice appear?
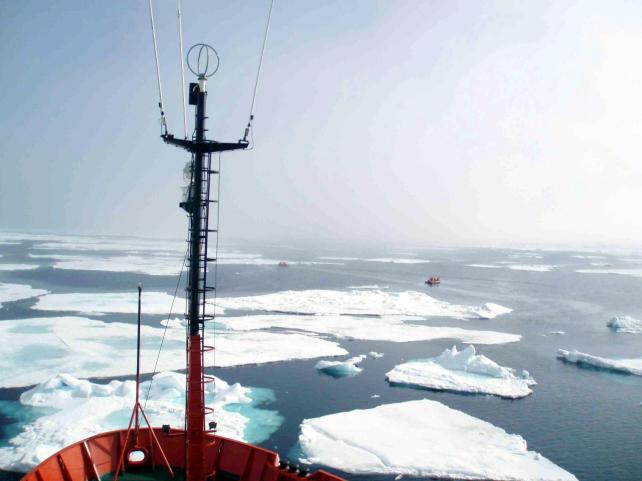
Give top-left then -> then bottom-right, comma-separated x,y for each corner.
216,314 -> 520,345
386,345 -> 535,398
32,291 -> 196,315
216,289 -> 512,320
0,283 -> 48,309
297,400 -> 577,480
557,349 -> 642,376
0,372 -> 282,472
0,317 -> 347,388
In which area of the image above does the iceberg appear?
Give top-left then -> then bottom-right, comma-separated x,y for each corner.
0,317 -> 347,388
297,399 -> 577,480
216,314 -> 520,345
216,289 -> 512,320
0,372 -> 283,472
0,283 -> 48,309
386,345 -> 536,399
557,349 -> 642,376
315,355 -> 366,378
368,351 -> 384,359
606,316 -> 642,334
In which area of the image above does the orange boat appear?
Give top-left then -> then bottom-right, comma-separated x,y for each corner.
21,14 -> 346,481
425,276 -> 441,286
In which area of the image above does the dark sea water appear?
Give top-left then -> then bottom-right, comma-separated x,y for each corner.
0,237 -> 641,481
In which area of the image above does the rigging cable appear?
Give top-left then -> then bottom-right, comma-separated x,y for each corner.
243,0 -> 276,146
177,0 -> 188,139
147,0 -> 168,134
209,152 -> 223,374
143,246 -> 189,409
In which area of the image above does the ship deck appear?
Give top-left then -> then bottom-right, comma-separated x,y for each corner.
101,469 -> 184,481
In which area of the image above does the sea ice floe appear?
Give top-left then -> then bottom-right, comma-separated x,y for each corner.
369,351 -> 384,359
30,236 -> 184,254
0,264 -> 39,271
0,371 -> 282,472
506,264 -> 555,272
576,267 -> 642,278
32,291 -> 213,315
315,355 -> 366,378
216,289 -> 512,320
386,345 -> 536,399
364,258 -> 430,264
606,316 -> 642,334
297,399 -> 577,480
0,283 -> 48,309
466,263 -> 502,269
216,314 -> 520,345
0,316 -> 347,388
557,349 -> 642,376
29,253 -> 185,276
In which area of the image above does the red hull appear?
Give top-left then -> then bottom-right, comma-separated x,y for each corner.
21,428 -> 343,481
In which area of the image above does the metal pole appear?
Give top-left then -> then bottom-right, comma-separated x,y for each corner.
135,284 -> 142,436
186,78 -> 206,481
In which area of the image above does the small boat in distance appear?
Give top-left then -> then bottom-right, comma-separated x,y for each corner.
278,261 -> 289,267
425,276 -> 441,286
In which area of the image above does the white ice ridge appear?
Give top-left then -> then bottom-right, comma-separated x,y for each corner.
31,291 -> 214,315
297,399 -> 577,481
0,372 -> 282,472
0,283 -> 48,309
364,258 -> 430,264
0,317 -> 347,388
506,264 -> 555,272
557,349 -> 642,376
466,263 -> 502,269
216,314 -> 520,345
0,264 -> 39,271
29,253 -> 185,276
386,345 -> 536,399
465,264 -> 555,272
576,267 -> 642,278
607,316 -> 642,333
216,289 -> 512,320
315,355 -> 367,377
317,256 -> 429,263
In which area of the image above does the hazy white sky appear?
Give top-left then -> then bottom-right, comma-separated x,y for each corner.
2,0 -> 642,247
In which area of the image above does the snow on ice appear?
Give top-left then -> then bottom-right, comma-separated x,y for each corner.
315,355 -> 367,377
215,289 -> 512,320
0,372 -> 282,471
0,283 -> 48,309
386,345 -> 536,398
557,349 -> 642,376
606,316 -> 642,334
216,314 -> 520,345
298,399 -> 577,480
0,317 -> 347,388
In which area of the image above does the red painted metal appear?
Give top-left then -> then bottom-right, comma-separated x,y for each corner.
186,334 -> 205,481
21,428 -> 346,481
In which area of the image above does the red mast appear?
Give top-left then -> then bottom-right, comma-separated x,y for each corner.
162,44 -> 248,481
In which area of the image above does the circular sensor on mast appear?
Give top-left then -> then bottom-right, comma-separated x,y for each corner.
187,43 -> 220,79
